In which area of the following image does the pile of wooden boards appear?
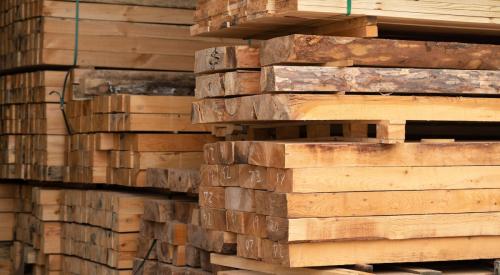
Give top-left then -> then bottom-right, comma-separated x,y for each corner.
191,31 -> 500,272
7,186 -> 169,275
0,184 -> 20,275
0,71 -> 66,181
0,0 -> 240,71
62,68 -> 219,188
133,198 -> 219,275
0,0 -> 240,185
192,0 -> 500,39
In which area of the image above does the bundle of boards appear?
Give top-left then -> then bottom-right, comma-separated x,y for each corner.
63,68 -> 219,189
0,0 -> 240,71
6,185 -> 168,275
133,198 -> 222,275
191,25 -> 500,273
192,0 -> 500,39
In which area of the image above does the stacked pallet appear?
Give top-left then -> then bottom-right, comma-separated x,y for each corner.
0,184 -> 19,275
0,0 -> 240,71
191,31 -> 500,272
133,198 -> 215,275
0,0 -> 242,184
62,68 -> 220,188
29,187 -> 63,275
191,0 -> 500,39
11,185 -> 34,274
61,189 -> 168,274
0,71 -> 66,181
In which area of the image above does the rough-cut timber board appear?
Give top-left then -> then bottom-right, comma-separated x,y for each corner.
266,166 -> 500,193
52,0 -> 197,8
261,35 -> 500,69
248,142 -> 500,168
266,213 -> 500,242
191,94 -> 500,124
262,189 -> 500,218
262,236 -> 500,267
261,66 -> 500,95
40,49 -> 196,71
195,46 -> 260,74
211,254 -> 370,275
196,71 -> 260,98
42,1 -> 194,25
121,134 -> 217,152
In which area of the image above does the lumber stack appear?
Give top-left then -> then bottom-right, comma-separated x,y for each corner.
0,71 -> 66,181
133,198 -> 212,275
62,190 -> 154,274
192,30 -> 500,272
191,0 -> 500,39
30,187 -> 63,275
0,0 -> 240,71
62,68 -> 220,188
0,184 -> 20,275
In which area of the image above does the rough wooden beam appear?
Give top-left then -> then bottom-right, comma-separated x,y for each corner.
191,94 -> 500,124
261,66 -> 500,95
261,35 -> 500,69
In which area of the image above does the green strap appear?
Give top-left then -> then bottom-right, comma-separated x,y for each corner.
73,0 -> 80,66
347,0 -> 352,16
52,0 -> 79,134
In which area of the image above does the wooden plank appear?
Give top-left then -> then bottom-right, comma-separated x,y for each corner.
120,134 -> 217,152
210,254 -> 371,275
192,94 -> 500,124
266,213 -> 500,242
265,166 -> 500,193
42,1 -> 194,25
225,187 -> 255,212
261,35 -> 500,69
52,0 -> 197,8
263,189 -> 500,218
226,210 -> 267,238
261,66 -> 500,95
261,236 -> 500,267
112,95 -> 194,114
195,46 -> 260,74
248,142 -> 500,168
196,71 -> 261,98
72,68 -> 194,98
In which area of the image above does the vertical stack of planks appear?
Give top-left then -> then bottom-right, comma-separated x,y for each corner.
0,1 -> 243,274
0,71 -> 67,181
0,184 -> 19,275
132,198 -> 218,275
63,69 -> 218,188
61,189 -> 165,274
190,1 -> 500,273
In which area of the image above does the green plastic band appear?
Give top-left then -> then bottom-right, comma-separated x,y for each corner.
347,0 -> 352,15
58,0 -> 79,134
73,0 -> 80,65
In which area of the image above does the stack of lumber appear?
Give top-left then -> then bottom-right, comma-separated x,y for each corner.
0,184 -> 19,275
0,242 -> 13,275
11,185 -> 34,274
191,31 -> 500,272
63,68 -> 220,188
0,71 -> 66,181
0,184 -> 17,242
30,187 -> 63,275
61,189 -> 165,274
0,0 -> 240,71
199,140 -> 500,267
133,198 -> 216,275
191,0 -> 500,39
0,0 -> 242,184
